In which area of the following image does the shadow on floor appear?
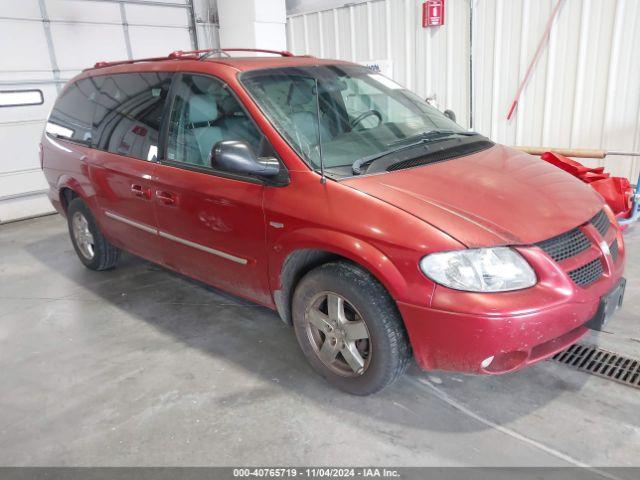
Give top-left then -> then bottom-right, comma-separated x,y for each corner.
23,227 -> 591,434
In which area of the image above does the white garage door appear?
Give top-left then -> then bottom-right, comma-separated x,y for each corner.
0,0 -> 198,223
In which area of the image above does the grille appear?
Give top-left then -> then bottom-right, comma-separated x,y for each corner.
610,240 -> 619,263
553,343 -> 640,389
590,209 -> 610,237
568,258 -> 603,287
386,140 -> 494,172
535,228 -> 591,262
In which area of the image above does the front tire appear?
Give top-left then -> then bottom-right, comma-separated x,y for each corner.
67,198 -> 120,271
292,262 -> 411,395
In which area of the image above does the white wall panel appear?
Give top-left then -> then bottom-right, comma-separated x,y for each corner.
50,23 -> 129,71
0,0 -> 214,222
287,0 -> 640,182
0,20 -> 52,73
2,0 -> 41,20
46,0 -> 121,23
602,0 -> 640,181
128,26 -> 192,58
125,4 -> 190,26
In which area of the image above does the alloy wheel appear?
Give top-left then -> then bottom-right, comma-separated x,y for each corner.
305,292 -> 372,377
72,211 -> 95,260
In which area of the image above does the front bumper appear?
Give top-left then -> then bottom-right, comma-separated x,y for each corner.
399,298 -> 596,373
399,241 -> 626,374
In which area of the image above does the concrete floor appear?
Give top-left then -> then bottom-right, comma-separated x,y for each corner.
0,214 -> 639,468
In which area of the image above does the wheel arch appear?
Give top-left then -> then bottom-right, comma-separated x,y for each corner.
270,229 -> 409,325
55,176 -> 92,216
59,186 -> 79,213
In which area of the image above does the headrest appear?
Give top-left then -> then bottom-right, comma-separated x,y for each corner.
188,95 -> 218,123
191,75 -> 213,94
287,79 -> 314,107
220,96 -> 242,116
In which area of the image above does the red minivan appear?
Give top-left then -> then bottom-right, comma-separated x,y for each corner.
42,49 -> 626,394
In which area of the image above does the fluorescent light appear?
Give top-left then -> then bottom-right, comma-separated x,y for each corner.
0,89 -> 44,107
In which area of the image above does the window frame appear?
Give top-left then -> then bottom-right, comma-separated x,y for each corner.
159,71 -> 288,187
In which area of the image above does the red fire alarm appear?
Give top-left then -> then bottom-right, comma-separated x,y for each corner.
422,0 -> 445,28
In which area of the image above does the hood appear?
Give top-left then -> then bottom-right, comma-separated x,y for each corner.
342,144 -> 603,247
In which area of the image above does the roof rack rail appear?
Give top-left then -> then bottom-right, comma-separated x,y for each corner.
91,55 -> 173,69
198,47 -> 295,60
222,48 -> 294,57
90,47 -> 295,70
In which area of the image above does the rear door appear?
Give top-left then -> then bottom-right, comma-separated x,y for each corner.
154,73 -> 273,305
89,72 -> 173,262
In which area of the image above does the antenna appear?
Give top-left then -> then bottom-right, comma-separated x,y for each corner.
314,78 -> 326,184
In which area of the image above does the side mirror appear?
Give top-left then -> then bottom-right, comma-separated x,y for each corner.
443,109 -> 457,122
211,140 -> 280,178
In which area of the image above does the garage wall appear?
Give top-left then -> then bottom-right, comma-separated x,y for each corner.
286,0 -> 640,183
0,0 -> 219,223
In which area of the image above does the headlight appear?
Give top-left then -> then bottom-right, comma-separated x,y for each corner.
420,247 -> 536,292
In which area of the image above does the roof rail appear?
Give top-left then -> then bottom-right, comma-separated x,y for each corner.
91,55 -> 174,69
90,47 -> 295,70
221,48 -> 294,57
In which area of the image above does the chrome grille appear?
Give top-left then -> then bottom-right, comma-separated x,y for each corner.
610,240 -> 619,263
590,209 -> 610,237
535,228 -> 591,262
568,258 -> 604,287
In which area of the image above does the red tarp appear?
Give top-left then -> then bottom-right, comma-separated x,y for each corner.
541,152 -> 634,219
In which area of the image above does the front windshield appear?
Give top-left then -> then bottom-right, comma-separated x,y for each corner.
241,65 -> 465,172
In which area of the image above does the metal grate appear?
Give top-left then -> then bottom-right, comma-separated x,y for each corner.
553,343 -> 640,389
568,257 -> 604,287
536,227 -> 592,262
610,240 -> 619,263
590,209 -> 610,237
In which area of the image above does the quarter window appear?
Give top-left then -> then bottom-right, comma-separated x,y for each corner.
166,74 -> 263,169
46,79 -> 97,145
92,72 -> 172,161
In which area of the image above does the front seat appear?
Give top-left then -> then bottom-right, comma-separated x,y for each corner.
218,96 -> 260,148
186,95 -> 225,166
287,79 -> 331,150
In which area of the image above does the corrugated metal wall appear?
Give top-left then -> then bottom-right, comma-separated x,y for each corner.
286,0 -> 640,182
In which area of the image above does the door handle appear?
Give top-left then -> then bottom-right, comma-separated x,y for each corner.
131,184 -> 150,199
156,190 -> 177,205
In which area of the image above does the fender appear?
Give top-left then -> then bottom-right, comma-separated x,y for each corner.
55,175 -> 97,209
269,227 -> 410,305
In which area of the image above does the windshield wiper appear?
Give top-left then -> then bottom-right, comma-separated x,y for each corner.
389,129 -> 479,147
352,130 -> 480,175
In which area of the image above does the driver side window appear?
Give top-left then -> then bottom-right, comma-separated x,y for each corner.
166,74 -> 262,169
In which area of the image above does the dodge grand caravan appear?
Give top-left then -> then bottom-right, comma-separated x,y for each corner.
42,49 -> 626,395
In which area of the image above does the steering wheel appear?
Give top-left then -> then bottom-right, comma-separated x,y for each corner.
350,110 -> 382,130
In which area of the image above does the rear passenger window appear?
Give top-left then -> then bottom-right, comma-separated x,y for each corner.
166,74 -> 263,169
46,79 -> 97,145
93,72 -> 172,161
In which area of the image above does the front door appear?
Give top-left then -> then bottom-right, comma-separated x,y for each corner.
89,71 -> 173,262
154,73 -> 273,305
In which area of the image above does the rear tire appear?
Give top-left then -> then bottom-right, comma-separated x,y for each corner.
292,261 -> 411,395
67,198 -> 120,271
